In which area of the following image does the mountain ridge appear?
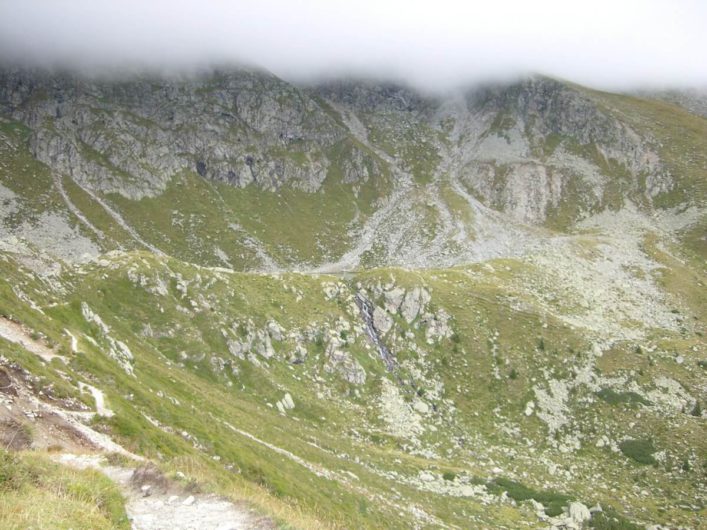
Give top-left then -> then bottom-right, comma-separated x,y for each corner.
1,66 -> 704,272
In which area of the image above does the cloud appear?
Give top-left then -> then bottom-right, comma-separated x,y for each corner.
1,0 -> 706,90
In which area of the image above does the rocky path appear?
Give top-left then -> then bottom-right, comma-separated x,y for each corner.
0,317 -> 66,363
1,318 -> 272,529
57,454 -> 271,530
77,381 -> 114,418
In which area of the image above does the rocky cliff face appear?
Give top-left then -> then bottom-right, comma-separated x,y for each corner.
0,67 -> 703,270
0,69 -> 672,202
460,78 -> 670,223
316,77 -> 672,225
0,68 -> 377,199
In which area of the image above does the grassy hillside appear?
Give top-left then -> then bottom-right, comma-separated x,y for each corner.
0,71 -> 705,528
0,246 -> 704,528
0,450 -> 129,529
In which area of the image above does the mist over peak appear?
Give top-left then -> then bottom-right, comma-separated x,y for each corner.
1,0 -> 706,92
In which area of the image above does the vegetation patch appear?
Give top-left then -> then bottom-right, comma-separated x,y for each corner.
596,388 -> 651,407
0,450 -> 129,529
488,477 -> 571,517
589,506 -> 642,530
619,438 -> 657,465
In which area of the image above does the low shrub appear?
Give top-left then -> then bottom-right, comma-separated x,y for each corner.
596,388 -> 650,407
619,439 -> 657,465
488,477 -> 570,517
589,506 -> 642,529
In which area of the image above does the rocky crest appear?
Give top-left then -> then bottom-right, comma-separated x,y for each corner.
0,68 -> 375,199
0,68 -> 682,218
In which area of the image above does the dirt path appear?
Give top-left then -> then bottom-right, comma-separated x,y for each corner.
0,317 -> 66,363
56,454 -> 269,530
1,325 -> 272,529
78,381 -> 114,417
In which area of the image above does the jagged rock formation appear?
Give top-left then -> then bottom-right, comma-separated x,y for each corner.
0,68 -> 353,198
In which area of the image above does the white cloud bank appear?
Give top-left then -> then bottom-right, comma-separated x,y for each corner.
1,0 -> 705,90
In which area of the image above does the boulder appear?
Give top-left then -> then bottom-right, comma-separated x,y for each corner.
255,331 -> 275,359
383,287 -> 406,313
401,287 -> 430,323
419,471 -> 435,482
424,309 -> 452,343
568,502 -> 591,524
413,400 -> 430,414
325,346 -> 366,385
372,306 -> 393,335
267,320 -> 284,341
282,392 -> 295,409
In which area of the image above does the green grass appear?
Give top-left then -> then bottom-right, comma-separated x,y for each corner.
367,121 -> 441,184
0,450 -> 129,529
596,388 -> 651,407
589,506 -> 642,530
60,175 -> 135,251
488,477 -> 571,517
619,439 -> 657,466
0,245 -> 703,528
488,112 -> 517,135
541,132 -> 563,158
0,119 -> 64,215
587,90 -> 707,209
439,182 -> 475,226
2,75 -> 707,529
105,159 -> 391,268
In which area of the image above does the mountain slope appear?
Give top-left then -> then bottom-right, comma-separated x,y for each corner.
2,69 -> 705,271
0,67 -> 705,529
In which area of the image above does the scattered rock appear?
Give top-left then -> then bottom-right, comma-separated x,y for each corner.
413,400 -> 430,414
282,393 -> 295,410
524,401 -> 535,416
324,339 -> 366,385
568,502 -> 591,524
419,471 -> 435,482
